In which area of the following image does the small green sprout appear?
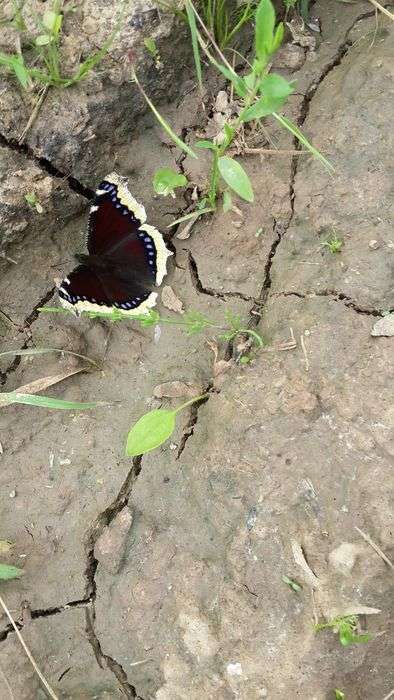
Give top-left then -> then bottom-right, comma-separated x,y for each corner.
334,691 -> 346,700
321,234 -> 344,254
152,167 -> 188,197
0,563 -> 23,580
282,575 -> 302,592
315,615 -> 371,647
25,192 -> 44,214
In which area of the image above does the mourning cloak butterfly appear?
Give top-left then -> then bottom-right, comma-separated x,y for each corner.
58,172 -> 172,316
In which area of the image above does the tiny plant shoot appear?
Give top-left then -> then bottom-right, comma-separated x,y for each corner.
126,394 -> 208,457
153,167 -> 187,197
0,563 -> 23,581
314,615 -> 371,647
321,233 -> 343,254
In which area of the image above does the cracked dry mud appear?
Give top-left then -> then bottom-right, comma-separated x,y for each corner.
0,2 -> 393,699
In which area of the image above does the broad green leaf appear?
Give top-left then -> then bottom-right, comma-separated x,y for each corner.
223,190 -> 232,213
195,140 -> 217,151
126,408 -> 176,457
36,34 -> 52,46
152,167 -> 187,196
218,156 -> 254,203
0,393 -> 110,410
255,0 -> 276,59
241,74 -> 295,121
43,10 -> 58,31
185,0 -> 203,93
273,112 -> 334,172
0,563 -> 23,580
244,71 -> 256,90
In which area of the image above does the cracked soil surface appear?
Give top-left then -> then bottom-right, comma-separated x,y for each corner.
0,1 -> 393,698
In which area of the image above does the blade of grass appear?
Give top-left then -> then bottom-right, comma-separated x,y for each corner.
185,0 -> 203,95
0,593 -> 59,700
272,113 -> 334,172
0,393 -> 111,410
0,347 -> 99,368
167,207 -> 214,228
0,369 -> 87,407
132,70 -> 197,159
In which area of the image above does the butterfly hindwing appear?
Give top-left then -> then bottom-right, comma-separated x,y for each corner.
58,173 -> 172,316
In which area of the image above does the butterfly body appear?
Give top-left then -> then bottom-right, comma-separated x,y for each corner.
58,173 -> 172,316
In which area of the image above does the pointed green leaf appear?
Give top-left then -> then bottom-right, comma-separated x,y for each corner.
11,56 -> 30,89
0,563 -> 24,580
218,156 -> 254,203
126,409 -> 176,457
255,0 -> 276,59
185,0 -> 203,92
273,112 -> 334,172
0,393 -> 110,410
272,22 -> 284,53
195,140 -> 217,150
36,34 -> 52,46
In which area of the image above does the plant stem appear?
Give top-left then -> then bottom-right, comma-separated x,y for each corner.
173,393 -> 209,414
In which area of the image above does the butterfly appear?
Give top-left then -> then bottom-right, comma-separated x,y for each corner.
58,172 -> 172,316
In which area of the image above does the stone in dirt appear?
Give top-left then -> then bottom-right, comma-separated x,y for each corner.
94,506 -> 133,575
371,313 -> 394,337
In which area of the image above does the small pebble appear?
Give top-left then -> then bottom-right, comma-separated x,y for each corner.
369,239 -> 380,250
9,489 -> 16,498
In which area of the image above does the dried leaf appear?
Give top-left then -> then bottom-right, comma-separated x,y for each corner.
161,286 -> 184,314
291,540 -> 320,588
176,218 -> 197,240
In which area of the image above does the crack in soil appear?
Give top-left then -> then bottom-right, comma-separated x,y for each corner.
247,8 -> 378,330
176,389 -> 211,459
0,132 -> 94,201
188,250 -> 257,303
0,597 -> 92,643
274,290 -> 391,317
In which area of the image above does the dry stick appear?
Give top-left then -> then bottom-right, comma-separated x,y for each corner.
0,593 -> 59,700
382,691 -> 394,700
367,0 -> 394,20
244,147 -> 310,155
19,86 -> 49,144
355,526 -> 394,570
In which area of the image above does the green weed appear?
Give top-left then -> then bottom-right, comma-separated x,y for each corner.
282,575 -> 302,592
314,615 -> 371,647
153,167 -> 187,197
134,0 -> 331,221
25,191 -> 43,214
0,0 -> 122,90
321,233 -> 343,253
0,563 -> 23,581
334,691 -> 346,700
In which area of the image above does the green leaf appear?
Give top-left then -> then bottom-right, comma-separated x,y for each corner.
126,408 -> 176,457
0,346 -> 99,368
241,74 -> 295,121
0,393 -> 110,410
0,563 -> 24,580
144,37 -> 157,56
223,190 -> 232,213
282,575 -> 302,592
195,140 -> 217,151
36,34 -> 52,46
43,10 -> 58,31
334,691 -> 346,700
152,167 -> 187,196
218,156 -> 254,203
25,191 -> 38,206
272,22 -> 284,53
11,56 -> 30,89
255,0 -> 276,59
185,0 -> 203,93
223,122 -> 235,147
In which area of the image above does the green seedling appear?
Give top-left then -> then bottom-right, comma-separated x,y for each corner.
153,167 -> 188,197
25,191 -> 44,214
282,575 -> 302,592
0,0 -> 123,89
322,234 -> 343,254
314,615 -> 371,647
39,306 -> 265,348
334,691 -> 346,700
126,393 -> 208,457
144,37 -> 162,67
